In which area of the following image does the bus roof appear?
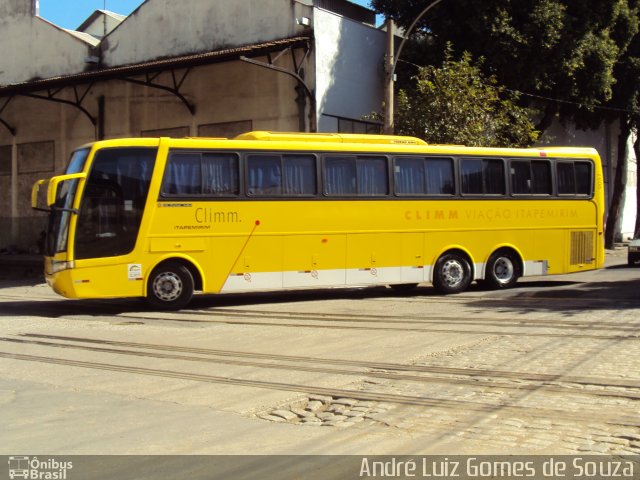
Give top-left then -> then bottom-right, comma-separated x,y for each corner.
84,132 -> 600,160
234,131 -> 428,145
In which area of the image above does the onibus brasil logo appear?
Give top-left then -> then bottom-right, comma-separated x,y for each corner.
8,456 -> 73,479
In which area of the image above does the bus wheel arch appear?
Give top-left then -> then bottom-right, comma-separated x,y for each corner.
432,249 -> 474,294
482,247 -> 522,289
146,258 -> 202,310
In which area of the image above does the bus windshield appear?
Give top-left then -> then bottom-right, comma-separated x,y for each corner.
74,147 -> 157,259
45,148 -> 90,256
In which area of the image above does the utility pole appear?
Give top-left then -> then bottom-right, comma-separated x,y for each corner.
383,18 -> 395,135
382,0 -> 445,135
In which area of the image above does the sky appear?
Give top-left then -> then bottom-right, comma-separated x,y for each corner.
38,0 -> 375,30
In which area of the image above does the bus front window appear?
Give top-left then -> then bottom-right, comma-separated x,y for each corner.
45,148 -> 90,256
75,148 -> 156,260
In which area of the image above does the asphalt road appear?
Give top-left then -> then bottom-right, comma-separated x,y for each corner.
1,248 -> 639,462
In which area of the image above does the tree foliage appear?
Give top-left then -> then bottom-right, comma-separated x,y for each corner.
372,0 -> 640,246
394,49 -> 538,147
372,0 -> 640,130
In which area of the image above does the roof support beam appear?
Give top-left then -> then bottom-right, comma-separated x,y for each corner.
21,84 -> 97,128
123,68 -> 195,116
240,43 -> 315,132
0,97 -> 16,136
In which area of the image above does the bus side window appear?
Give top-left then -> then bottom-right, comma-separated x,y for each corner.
324,156 -> 388,196
324,156 -> 357,195
461,158 -> 504,195
248,154 -> 282,196
163,153 -> 202,195
575,161 -> 592,195
484,159 -> 505,194
394,157 -> 425,195
283,154 -> 316,195
557,162 -> 576,194
202,153 -> 239,195
357,156 -> 388,195
394,156 -> 454,195
511,160 -> 532,194
511,159 -> 552,195
425,157 -> 454,195
460,159 -> 484,194
531,160 -> 552,194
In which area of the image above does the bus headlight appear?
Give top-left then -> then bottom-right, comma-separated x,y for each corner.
50,260 -> 74,273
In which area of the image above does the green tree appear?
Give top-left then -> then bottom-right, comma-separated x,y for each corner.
372,0 -> 640,247
602,26 -> 640,246
393,49 -> 538,147
372,0 -> 639,132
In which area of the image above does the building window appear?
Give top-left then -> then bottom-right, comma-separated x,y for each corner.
337,117 -> 382,134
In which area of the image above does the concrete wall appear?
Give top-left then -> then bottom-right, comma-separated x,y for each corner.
101,0 -> 311,66
0,1 -> 93,86
314,8 -> 385,132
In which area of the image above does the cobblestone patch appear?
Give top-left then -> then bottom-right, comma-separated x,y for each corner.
257,394 -> 392,428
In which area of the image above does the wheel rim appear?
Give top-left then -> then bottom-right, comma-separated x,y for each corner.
153,271 -> 183,302
493,256 -> 515,284
441,259 -> 465,287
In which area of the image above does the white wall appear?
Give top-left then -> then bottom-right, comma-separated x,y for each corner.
622,134 -> 638,240
314,8 -> 385,132
0,4 -> 93,86
102,0 -> 309,66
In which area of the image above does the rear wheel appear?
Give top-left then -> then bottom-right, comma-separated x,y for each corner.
483,251 -> 520,289
432,253 -> 472,294
146,262 -> 194,310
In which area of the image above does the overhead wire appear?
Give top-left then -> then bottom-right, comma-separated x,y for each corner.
395,57 -> 640,116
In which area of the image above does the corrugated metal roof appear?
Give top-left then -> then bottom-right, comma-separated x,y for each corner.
0,35 -> 311,97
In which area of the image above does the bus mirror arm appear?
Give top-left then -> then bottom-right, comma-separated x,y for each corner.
50,206 -> 79,214
31,179 -> 48,210
46,172 -> 87,207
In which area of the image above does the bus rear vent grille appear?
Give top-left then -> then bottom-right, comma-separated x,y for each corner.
570,231 -> 594,265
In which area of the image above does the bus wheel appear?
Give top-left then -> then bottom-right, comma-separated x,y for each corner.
433,253 -> 472,294
147,262 -> 194,310
484,251 -> 520,289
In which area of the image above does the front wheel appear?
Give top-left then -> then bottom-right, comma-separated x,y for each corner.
432,253 -> 472,294
483,251 -> 520,289
146,262 -> 194,310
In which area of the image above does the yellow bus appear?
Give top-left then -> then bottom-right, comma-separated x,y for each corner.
31,131 -> 605,309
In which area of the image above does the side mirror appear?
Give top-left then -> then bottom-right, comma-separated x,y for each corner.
47,172 -> 86,207
31,179 -> 49,211
31,172 -> 87,211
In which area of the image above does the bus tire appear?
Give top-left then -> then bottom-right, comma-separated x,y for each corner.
147,261 -> 194,310
483,251 -> 520,289
432,253 -> 472,294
